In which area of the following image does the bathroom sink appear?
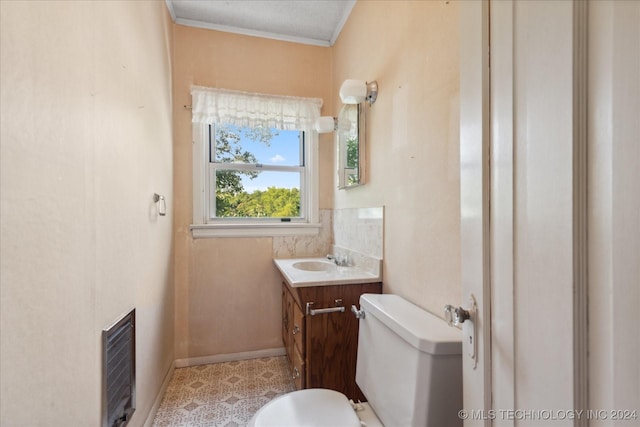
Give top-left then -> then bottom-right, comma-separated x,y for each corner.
292,261 -> 336,272
274,257 -> 381,287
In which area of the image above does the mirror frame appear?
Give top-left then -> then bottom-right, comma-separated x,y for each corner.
337,103 -> 366,189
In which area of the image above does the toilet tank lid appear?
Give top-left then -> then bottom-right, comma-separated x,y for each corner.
360,294 -> 462,355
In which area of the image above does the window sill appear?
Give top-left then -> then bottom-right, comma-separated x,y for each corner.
190,223 -> 321,239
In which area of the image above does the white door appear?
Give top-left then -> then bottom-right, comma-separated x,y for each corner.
484,1 -> 584,421
459,1 -> 604,426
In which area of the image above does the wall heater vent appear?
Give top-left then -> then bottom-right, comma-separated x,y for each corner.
102,309 -> 136,427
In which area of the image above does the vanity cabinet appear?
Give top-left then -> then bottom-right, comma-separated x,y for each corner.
282,288 -> 305,390
281,280 -> 382,401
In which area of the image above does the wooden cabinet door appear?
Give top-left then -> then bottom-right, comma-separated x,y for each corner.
282,283 -> 305,390
291,301 -> 305,357
291,345 -> 305,390
305,304 -> 363,400
282,281 -> 381,399
282,286 -> 294,360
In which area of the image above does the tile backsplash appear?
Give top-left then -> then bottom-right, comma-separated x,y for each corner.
272,207 -> 384,278
272,209 -> 332,258
331,207 -> 384,277
332,207 -> 384,258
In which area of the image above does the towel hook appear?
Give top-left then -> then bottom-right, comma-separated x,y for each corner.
153,193 -> 166,216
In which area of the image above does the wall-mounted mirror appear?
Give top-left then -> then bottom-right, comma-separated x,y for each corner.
337,103 -> 365,188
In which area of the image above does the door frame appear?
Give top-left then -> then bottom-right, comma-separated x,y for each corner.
459,1 -> 492,424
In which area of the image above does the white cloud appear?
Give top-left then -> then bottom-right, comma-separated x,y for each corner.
270,154 -> 286,163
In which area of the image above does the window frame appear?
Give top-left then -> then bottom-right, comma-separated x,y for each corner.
208,124 -> 307,223
191,122 -> 320,238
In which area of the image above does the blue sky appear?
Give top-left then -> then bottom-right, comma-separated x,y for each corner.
233,127 -> 301,192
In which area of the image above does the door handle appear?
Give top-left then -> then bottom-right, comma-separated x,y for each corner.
445,295 -> 478,369
444,305 -> 471,326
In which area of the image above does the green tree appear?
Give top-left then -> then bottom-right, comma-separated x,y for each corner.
228,187 -> 300,218
346,136 -> 359,185
214,126 -> 259,190
214,125 -> 303,218
214,126 -> 255,215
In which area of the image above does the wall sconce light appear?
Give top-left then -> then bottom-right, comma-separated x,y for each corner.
315,116 -> 352,134
314,116 -> 337,133
339,79 -> 378,105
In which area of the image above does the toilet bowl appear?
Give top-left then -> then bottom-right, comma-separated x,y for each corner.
247,388 -> 381,427
249,294 -> 463,427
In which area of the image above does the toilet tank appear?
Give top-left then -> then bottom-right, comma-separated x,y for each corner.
356,294 -> 463,427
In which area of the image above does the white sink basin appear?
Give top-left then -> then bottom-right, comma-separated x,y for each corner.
274,257 -> 382,287
292,261 -> 336,272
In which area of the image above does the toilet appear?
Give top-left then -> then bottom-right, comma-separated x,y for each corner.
249,293 -> 463,427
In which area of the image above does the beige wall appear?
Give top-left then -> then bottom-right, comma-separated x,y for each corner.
172,26 -> 333,359
172,1 -> 460,361
0,0 -> 461,422
332,1 -> 461,315
0,1 -> 174,426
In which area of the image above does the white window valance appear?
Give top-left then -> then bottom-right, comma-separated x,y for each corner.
191,86 -> 322,131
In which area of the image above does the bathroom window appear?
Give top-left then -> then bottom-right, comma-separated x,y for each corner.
190,86 -> 321,238
209,124 -> 305,220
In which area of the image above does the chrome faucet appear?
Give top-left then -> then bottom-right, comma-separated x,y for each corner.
326,254 -> 349,267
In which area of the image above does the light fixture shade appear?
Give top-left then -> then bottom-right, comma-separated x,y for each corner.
340,79 -> 367,104
314,116 -> 337,133
337,116 -> 351,132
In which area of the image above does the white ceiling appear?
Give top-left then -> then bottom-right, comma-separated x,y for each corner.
166,0 -> 356,47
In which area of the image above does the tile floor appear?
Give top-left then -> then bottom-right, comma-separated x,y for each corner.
153,356 -> 295,427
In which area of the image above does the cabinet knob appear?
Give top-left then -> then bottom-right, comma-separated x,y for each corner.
292,367 -> 300,379
292,325 -> 300,335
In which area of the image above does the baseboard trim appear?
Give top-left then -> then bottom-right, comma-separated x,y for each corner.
143,360 -> 175,427
175,347 -> 286,368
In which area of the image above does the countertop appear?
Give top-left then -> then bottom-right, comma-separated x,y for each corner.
274,257 -> 382,287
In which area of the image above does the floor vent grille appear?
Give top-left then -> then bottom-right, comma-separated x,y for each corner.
102,309 -> 135,427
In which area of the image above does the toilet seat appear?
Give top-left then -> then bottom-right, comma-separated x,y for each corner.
249,388 -> 362,427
